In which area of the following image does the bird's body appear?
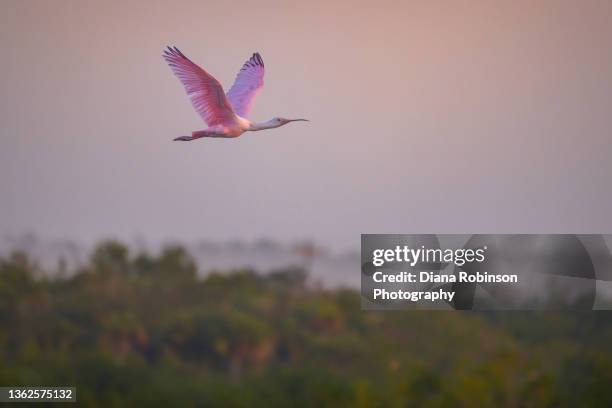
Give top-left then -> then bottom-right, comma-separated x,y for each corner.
163,47 -> 307,141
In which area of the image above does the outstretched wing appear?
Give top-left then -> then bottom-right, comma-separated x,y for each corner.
163,46 -> 236,126
226,53 -> 265,118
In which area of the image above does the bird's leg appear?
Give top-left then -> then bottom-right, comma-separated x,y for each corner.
173,129 -> 221,141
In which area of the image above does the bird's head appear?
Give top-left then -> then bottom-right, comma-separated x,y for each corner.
271,117 -> 309,127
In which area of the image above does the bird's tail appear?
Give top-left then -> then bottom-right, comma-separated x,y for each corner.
192,129 -> 213,138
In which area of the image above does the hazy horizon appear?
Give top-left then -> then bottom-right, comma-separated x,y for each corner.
2,0 -> 612,252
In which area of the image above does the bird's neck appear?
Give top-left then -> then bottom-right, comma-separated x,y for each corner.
248,119 -> 280,131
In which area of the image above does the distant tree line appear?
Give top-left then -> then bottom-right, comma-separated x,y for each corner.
0,241 -> 611,407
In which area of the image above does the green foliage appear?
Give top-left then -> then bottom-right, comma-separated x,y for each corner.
0,241 -> 610,407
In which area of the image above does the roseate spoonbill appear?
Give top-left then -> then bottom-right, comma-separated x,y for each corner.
163,46 -> 308,141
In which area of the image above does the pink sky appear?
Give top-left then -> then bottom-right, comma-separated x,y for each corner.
1,0 -> 612,251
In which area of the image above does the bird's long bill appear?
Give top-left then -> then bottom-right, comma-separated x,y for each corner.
288,118 -> 309,122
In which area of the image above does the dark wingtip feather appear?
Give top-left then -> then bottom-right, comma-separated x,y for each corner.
162,46 -> 190,62
173,46 -> 185,58
252,52 -> 264,67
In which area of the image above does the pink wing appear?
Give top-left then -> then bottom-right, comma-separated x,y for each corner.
226,53 -> 265,118
163,46 -> 237,126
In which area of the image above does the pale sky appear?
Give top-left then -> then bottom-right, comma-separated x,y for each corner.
1,0 -> 611,251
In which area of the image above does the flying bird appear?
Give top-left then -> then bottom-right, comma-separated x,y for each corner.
163,46 -> 308,141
